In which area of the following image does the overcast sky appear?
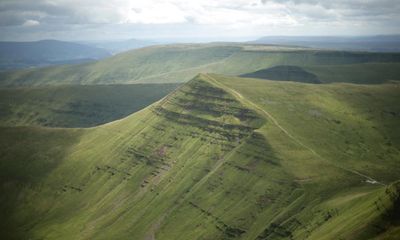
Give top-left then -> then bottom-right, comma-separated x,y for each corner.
0,0 -> 399,42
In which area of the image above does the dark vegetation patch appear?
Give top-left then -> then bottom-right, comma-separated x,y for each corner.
189,201 -> 246,238
62,185 -> 83,192
153,106 -> 254,139
94,165 -> 132,179
369,181 -> 400,237
386,181 -> 400,222
256,222 -> 294,240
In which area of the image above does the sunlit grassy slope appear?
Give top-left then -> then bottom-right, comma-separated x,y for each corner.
1,74 -> 399,240
0,83 -> 178,127
1,44 -> 400,86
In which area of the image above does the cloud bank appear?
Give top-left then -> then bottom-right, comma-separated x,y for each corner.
0,0 -> 399,41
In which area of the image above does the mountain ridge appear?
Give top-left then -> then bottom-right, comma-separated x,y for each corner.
1,43 -> 400,87
0,73 -> 399,239
0,39 -> 111,70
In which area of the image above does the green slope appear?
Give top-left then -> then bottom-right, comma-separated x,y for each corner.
0,74 -> 399,239
0,83 -> 178,127
1,44 -> 400,86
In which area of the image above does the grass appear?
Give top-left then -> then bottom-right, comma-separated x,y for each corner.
1,44 -> 400,86
0,83 -> 179,127
0,73 -> 399,239
305,62 -> 400,84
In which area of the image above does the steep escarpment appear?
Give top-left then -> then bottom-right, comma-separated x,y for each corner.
0,74 -> 279,239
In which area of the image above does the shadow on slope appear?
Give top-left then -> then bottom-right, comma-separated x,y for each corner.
0,127 -> 83,239
240,65 -> 321,84
0,83 -> 179,128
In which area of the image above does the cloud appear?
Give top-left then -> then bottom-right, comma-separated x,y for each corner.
0,0 -> 299,26
1,0 -> 399,26
22,19 -> 40,27
0,0 -> 399,41
261,0 -> 400,20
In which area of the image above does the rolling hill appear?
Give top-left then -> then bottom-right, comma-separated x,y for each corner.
1,44 -> 400,86
0,83 -> 179,128
1,73 -> 399,239
84,38 -> 157,54
0,40 -> 111,71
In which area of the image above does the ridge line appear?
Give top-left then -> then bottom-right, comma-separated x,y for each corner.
203,73 -> 385,186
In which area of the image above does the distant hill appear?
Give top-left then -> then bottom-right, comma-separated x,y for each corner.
240,65 -> 321,83
252,35 -> 400,52
0,40 -> 111,70
1,43 -> 400,86
1,74 -> 399,239
84,38 -> 157,54
0,83 -> 178,128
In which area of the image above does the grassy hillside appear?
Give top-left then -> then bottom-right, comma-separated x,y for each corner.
1,44 -> 400,86
85,38 -> 157,54
1,74 -> 399,239
0,83 -> 178,127
304,62 -> 400,84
